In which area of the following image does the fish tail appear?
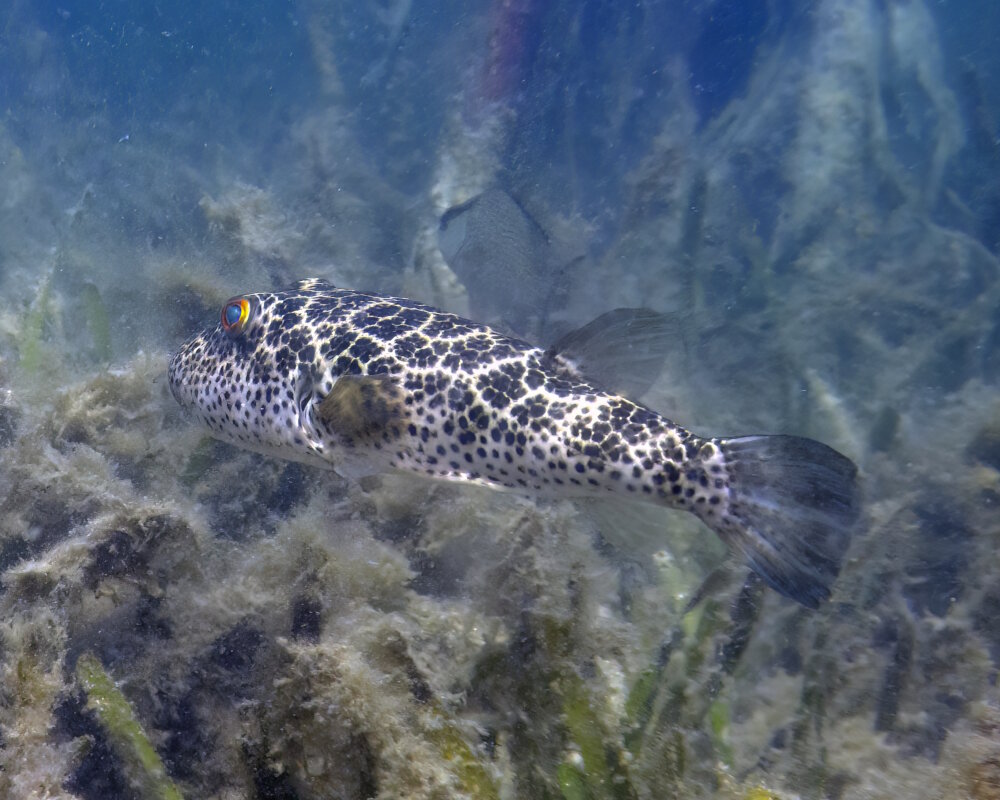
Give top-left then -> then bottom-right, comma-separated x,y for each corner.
706,435 -> 860,608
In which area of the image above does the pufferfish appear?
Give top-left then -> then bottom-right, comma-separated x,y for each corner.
168,279 -> 859,608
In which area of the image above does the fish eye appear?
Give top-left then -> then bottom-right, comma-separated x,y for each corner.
221,296 -> 253,337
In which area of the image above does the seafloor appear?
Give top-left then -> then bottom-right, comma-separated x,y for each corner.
0,2 -> 998,799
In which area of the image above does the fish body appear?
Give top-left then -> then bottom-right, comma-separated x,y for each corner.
168,279 -> 859,608
438,187 -> 574,335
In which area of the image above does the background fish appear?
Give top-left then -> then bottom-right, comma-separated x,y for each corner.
168,279 -> 860,608
438,187 -> 581,338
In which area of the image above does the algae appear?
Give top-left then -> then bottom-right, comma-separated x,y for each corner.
0,612 -> 75,800
559,674 -> 636,800
424,710 -> 501,800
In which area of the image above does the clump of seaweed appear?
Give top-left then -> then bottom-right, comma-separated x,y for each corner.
0,610 -> 75,800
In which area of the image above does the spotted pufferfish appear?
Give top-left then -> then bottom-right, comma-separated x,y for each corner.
168,279 -> 860,608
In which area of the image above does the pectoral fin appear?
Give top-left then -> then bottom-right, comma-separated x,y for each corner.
316,374 -> 405,444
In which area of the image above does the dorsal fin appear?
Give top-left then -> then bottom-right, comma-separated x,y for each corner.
543,308 -> 679,399
316,374 -> 405,444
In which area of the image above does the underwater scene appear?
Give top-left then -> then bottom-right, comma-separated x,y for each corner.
1,1 -> 998,798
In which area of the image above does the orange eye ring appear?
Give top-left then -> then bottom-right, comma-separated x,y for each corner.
221,297 -> 252,337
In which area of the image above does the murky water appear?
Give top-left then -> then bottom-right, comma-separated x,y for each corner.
0,2 -> 997,798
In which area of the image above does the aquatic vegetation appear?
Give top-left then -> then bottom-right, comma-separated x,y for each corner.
14,274 -> 55,378
557,673 -> 635,800
79,283 -> 112,363
75,654 -> 184,800
0,611 -> 75,800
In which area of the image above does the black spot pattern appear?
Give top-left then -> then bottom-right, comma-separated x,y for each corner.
168,279 -> 731,513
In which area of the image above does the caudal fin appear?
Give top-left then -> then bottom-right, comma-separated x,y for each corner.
712,435 -> 860,608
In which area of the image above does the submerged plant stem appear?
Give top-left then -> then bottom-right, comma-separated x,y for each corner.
75,653 -> 184,800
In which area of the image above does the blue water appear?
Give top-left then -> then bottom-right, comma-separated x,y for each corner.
0,2 -> 998,798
